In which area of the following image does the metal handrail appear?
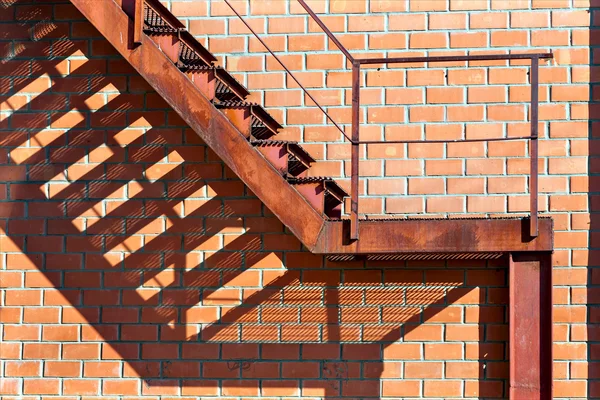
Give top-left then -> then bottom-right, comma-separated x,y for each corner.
220,0 -> 552,242
222,0 -> 351,142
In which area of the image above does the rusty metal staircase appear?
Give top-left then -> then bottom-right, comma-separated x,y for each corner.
69,0 -> 553,258
67,1 -> 553,397
141,0 -> 349,221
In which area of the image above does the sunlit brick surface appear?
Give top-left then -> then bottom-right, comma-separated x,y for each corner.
0,0 -> 595,398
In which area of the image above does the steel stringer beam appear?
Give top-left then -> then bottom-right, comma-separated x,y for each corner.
509,252 -> 553,400
314,217 -> 553,255
67,0 -> 326,251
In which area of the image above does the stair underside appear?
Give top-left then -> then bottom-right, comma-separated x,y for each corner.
69,0 -> 553,257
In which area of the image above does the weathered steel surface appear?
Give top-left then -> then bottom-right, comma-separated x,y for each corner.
530,57 -> 540,238
358,53 -> 553,65
68,0 -> 326,250
69,0 -> 555,257
313,218 -> 553,254
133,0 -> 143,44
350,62 -> 360,240
509,252 -> 553,400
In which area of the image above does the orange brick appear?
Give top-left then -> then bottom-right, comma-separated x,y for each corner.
470,12 -> 508,29
389,14 -> 426,30
491,30 -> 528,46
409,106 -> 444,122
447,69 -> 486,85
424,380 -> 462,397
467,86 -> 506,103
426,197 -> 465,213
382,380 -> 421,397
349,15 -> 385,31
448,105 -> 484,122
429,13 -> 467,29
450,0 -> 487,10
426,87 -> 464,104
426,160 -> 464,176
552,10 -> 590,27
371,0 -> 407,12
408,178 -> 445,195
386,197 -> 424,214
531,30 -> 570,46
331,0 -> 367,13
511,11 -> 549,28
405,362 -> 443,378
409,32 -> 447,49
369,33 -> 406,50
451,32 -> 488,48
409,0 -> 447,12
288,35 -> 325,51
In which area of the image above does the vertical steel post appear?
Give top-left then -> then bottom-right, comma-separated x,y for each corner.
133,0 -> 143,45
529,57 -> 539,237
509,252 -> 553,400
350,62 -> 360,241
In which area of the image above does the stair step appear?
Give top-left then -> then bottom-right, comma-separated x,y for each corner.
184,66 -> 248,104
178,35 -> 217,70
215,101 -> 282,139
215,69 -> 250,101
252,140 -> 315,177
143,1 -> 184,34
288,177 -> 348,218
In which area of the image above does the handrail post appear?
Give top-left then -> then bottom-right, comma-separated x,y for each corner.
133,0 -> 143,45
350,61 -> 360,241
530,57 -> 539,238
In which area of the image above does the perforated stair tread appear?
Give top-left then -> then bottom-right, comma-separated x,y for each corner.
287,176 -> 349,200
215,69 -> 250,101
136,0 -> 342,219
177,38 -> 217,70
215,101 -> 283,135
251,139 -> 316,166
143,1 -> 184,34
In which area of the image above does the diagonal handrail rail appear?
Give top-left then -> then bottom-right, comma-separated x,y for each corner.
222,0 -> 351,143
220,0 -> 552,241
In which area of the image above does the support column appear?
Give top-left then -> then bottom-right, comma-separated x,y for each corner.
509,252 -> 553,400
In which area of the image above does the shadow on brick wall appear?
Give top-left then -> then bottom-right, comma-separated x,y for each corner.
1,1 -> 510,398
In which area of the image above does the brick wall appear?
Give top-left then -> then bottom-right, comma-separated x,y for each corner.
0,0 -> 593,399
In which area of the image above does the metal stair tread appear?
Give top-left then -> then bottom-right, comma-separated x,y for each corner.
178,37 -> 216,70
143,0 -> 184,33
251,140 -> 316,165
287,176 -> 349,199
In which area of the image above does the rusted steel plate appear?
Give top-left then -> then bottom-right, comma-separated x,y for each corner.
68,0 -> 325,250
313,218 -> 553,254
509,252 -> 553,400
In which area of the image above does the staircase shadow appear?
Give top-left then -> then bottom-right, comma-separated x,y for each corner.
2,1 -> 508,398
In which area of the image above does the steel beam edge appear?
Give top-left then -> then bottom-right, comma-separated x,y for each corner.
509,251 -> 553,400
312,217 -> 553,254
68,0 -> 326,250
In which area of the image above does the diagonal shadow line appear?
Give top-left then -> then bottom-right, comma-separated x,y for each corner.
4,74 -> 142,156
1,3 -> 502,394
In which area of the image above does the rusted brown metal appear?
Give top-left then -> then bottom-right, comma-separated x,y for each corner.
357,53 -> 553,65
361,136 -> 535,145
71,3 -> 556,397
186,68 -> 216,100
133,0 -> 143,44
350,62 -> 360,240
530,57 -> 540,238
509,252 -> 553,399
72,0 -> 555,255
69,0 -> 326,250
313,217 -> 553,255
